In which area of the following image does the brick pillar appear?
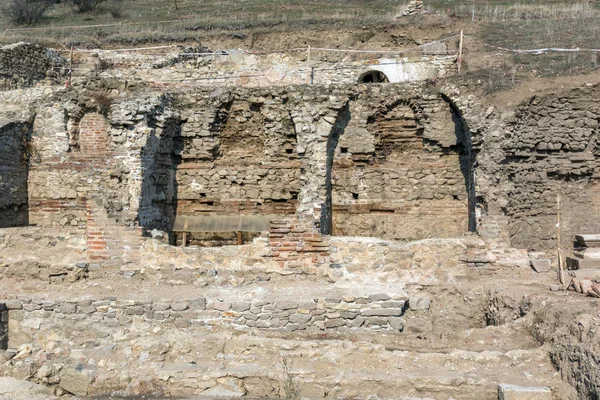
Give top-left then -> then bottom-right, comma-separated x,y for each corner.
86,200 -> 109,261
79,113 -> 109,155
268,217 -> 330,268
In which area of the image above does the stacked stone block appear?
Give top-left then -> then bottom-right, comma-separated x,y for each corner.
1,292 -> 409,348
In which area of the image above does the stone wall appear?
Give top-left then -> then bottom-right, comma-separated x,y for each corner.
172,85 -> 473,244
490,84 -> 600,251
96,51 -> 456,88
0,122 -> 30,227
331,93 -> 473,239
3,292 -> 408,348
0,43 -> 65,90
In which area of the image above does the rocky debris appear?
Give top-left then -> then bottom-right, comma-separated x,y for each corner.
0,260 -> 88,283
0,377 -> 58,400
567,278 -> 600,297
403,0 -> 424,16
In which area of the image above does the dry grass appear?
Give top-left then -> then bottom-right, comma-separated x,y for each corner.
453,2 -> 597,21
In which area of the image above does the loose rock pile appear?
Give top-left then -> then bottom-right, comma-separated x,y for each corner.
403,0 -> 424,16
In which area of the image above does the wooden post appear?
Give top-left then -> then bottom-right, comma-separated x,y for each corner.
237,231 -> 243,245
68,45 -> 74,86
306,45 -> 311,85
557,194 -> 564,285
182,219 -> 188,248
457,30 -> 464,75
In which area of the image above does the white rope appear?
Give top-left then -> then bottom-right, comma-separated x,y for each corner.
311,34 -> 461,54
68,45 -> 177,53
465,35 -> 600,53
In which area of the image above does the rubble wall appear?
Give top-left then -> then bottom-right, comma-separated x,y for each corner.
498,85 -> 600,250
173,85 -> 473,243
99,52 -> 456,88
0,43 -> 65,90
0,292 -> 408,396
0,122 -> 30,227
26,86 -> 179,230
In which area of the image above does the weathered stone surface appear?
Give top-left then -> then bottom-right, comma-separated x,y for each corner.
200,385 -> 244,397
409,297 -> 431,311
59,368 -> 90,396
0,377 -> 58,400
530,259 -> 551,273
498,384 -> 552,400
360,308 -> 403,317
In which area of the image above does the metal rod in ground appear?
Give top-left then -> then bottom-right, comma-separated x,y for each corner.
306,45 -> 311,85
557,194 -> 564,285
68,45 -> 74,86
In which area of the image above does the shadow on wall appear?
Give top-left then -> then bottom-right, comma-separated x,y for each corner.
358,71 -> 390,84
445,96 -> 477,233
137,117 -> 182,235
0,122 -> 33,228
321,103 -> 352,235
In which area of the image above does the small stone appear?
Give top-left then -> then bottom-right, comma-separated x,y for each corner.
289,313 -> 311,324
531,259 -> 551,273
409,297 -> 431,311
211,301 -> 231,311
243,312 -> 258,321
347,316 -> 366,328
361,308 -> 403,317
340,311 -> 357,319
550,284 -> 563,292
231,302 -> 251,312
171,302 -> 189,311
275,301 -> 298,310
189,298 -> 207,310
324,318 -> 345,328
368,293 -> 391,301
388,317 -> 404,331
4,300 -> 22,309
75,262 -> 88,269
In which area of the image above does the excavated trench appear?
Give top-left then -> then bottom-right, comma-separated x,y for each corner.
0,269 -> 592,399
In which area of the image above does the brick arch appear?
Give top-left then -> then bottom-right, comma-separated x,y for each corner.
78,112 -> 109,155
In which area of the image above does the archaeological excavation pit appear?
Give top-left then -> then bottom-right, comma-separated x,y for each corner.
0,40 -> 599,400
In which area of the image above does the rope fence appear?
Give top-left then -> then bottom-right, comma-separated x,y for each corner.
33,32 -> 600,88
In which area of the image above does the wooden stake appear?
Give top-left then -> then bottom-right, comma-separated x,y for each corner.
68,45 -> 74,86
182,219 -> 188,247
237,231 -> 243,245
557,194 -> 564,285
306,45 -> 311,85
457,30 -> 464,75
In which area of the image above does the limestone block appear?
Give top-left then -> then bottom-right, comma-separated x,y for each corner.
498,384 -> 552,400
530,259 -> 551,273
59,368 -> 90,396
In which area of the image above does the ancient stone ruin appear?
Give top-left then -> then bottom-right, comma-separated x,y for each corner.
0,42 -> 599,399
